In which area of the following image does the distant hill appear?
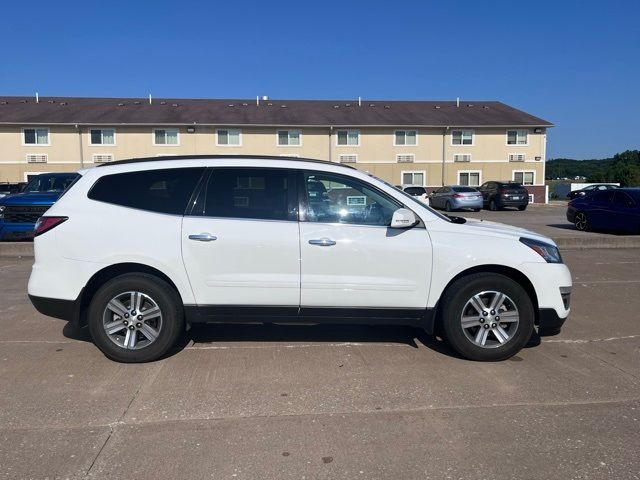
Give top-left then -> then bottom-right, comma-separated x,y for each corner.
546,150 -> 639,186
545,158 -> 612,180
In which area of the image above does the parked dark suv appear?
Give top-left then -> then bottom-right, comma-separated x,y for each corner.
478,181 -> 529,211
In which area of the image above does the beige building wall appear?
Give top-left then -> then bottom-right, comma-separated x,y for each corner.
0,125 -> 547,201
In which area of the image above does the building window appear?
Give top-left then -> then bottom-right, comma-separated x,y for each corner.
394,130 -> 417,146
513,171 -> 535,185
339,154 -> 357,164
453,154 -> 471,162
458,171 -> 481,186
336,130 -> 359,146
396,154 -> 415,163
507,130 -> 528,145
451,129 -> 473,146
217,129 -> 242,146
401,171 -> 425,186
90,129 -> 115,145
23,128 -> 49,145
153,128 -> 179,145
277,130 -> 301,146
509,154 -> 526,162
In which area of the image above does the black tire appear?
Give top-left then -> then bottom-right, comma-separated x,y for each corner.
88,273 -> 183,363
445,201 -> 453,212
518,205 -> 527,211
574,211 -> 589,231
439,273 -> 534,361
489,199 -> 499,211
473,208 -> 481,212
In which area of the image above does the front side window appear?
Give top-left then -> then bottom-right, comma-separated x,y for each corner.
394,130 -> 417,146
153,128 -> 179,145
90,129 -> 115,145
401,171 -> 425,186
507,130 -> 528,145
23,128 -> 49,145
451,130 -> 473,145
203,168 -> 293,221
336,130 -> 359,146
513,171 -> 534,185
217,129 -> 242,146
459,172 -> 480,186
592,190 -> 614,203
88,168 -> 205,214
277,130 -> 301,146
304,172 -> 401,226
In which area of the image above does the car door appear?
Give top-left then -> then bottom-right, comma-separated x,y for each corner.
587,190 -> 615,228
610,191 -> 637,232
479,182 -> 491,205
298,170 -> 432,311
429,187 -> 441,208
181,167 -> 300,309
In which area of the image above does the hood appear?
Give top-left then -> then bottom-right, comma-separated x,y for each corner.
0,191 -> 63,205
461,218 -> 555,245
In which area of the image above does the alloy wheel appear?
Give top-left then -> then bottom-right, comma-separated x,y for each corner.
460,290 -> 519,348
102,291 -> 163,350
575,212 -> 588,231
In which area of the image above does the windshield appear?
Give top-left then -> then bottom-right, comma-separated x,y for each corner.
366,173 -> 453,222
25,174 -> 78,193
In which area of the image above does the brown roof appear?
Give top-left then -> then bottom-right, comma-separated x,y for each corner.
0,96 -> 553,127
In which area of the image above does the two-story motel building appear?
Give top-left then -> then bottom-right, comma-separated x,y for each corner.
0,96 -> 552,202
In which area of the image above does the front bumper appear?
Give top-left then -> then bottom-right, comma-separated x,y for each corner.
537,308 -> 567,336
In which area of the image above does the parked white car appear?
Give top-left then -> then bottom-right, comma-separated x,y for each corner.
28,156 -> 571,363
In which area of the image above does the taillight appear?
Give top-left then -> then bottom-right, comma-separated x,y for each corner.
34,216 -> 68,237
452,193 -> 464,198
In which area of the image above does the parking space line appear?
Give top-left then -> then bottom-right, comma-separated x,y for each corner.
545,334 -> 640,344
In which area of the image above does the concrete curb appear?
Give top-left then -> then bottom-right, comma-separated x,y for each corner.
0,242 -> 35,258
2,234 -> 640,258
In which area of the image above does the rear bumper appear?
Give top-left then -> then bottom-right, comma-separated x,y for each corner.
537,308 -> 567,335
0,222 -> 36,240
29,293 -> 82,325
452,198 -> 483,209
496,198 -> 529,207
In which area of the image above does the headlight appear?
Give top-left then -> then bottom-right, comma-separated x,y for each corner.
0,205 -> 4,219
520,237 -> 563,263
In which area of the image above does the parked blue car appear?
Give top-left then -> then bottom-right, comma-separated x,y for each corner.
429,185 -> 483,212
566,188 -> 640,233
0,172 -> 79,241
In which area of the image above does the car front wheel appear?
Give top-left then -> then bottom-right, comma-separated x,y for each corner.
574,211 -> 589,231
440,273 -> 534,361
88,273 -> 183,363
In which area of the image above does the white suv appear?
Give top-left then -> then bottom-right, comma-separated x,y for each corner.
28,156 -> 571,363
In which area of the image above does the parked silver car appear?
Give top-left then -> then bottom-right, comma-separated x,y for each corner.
430,185 -> 483,212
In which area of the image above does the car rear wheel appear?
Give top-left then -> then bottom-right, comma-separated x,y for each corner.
518,205 -> 527,211
88,273 -> 183,363
574,211 -> 589,231
473,208 -> 481,212
439,273 -> 534,361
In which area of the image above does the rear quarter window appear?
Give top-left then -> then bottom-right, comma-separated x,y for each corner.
88,168 -> 205,215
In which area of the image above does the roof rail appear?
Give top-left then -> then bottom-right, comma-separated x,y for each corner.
97,154 -> 355,169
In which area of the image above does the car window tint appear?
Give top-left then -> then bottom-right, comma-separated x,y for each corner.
613,191 -> 635,207
404,187 -> 425,196
592,190 -> 615,202
203,168 -> 292,221
452,187 -> 477,192
88,168 -> 205,215
304,171 -> 401,226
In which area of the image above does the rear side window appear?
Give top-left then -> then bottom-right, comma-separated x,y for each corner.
88,168 -> 205,215
202,168 -> 295,221
404,187 -> 426,196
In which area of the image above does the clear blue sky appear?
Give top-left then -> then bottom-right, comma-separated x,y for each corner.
1,0 -> 638,159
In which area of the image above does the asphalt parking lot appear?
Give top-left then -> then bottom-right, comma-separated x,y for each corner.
1,249 -> 639,480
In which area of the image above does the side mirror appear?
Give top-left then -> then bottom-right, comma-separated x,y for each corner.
390,208 -> 418,228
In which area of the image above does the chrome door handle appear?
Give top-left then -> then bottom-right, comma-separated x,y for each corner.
188,233 -> 217,242
308,238 -> 336,246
